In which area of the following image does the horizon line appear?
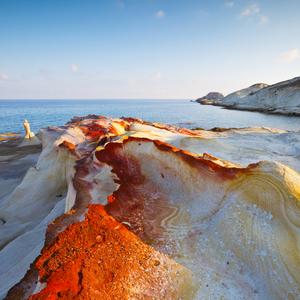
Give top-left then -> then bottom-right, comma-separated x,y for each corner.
0,98 -> 190,101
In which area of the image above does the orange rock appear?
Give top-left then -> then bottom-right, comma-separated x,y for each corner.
30,205 -> 194,300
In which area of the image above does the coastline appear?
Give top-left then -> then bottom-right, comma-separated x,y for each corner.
198,101 -> 300,117
195,76 -> 300,117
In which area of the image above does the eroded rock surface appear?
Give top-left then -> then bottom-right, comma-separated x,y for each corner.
1,115 -> 300,299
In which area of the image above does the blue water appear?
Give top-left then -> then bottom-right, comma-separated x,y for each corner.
1,99 -> 300,134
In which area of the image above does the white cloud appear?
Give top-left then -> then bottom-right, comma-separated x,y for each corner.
259,14 -> 269,24
240,4 -> 269,25
155,10 -> 165,19
280,48 -> 300,63
70,64 -> 79,73
225,1 -> 234,7
0,73 -> 9,81
240,4 -> 260,17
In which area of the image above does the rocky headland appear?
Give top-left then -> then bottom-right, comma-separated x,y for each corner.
196,76 -> 300,115
195,92 -> 224,105
0,116 -> 300,299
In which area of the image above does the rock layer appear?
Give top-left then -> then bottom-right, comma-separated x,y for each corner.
1,115 -> 300,299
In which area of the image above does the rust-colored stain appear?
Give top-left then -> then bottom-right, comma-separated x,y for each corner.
29,205 -> 187,300
96,136 -> 243,181
58,140 -> 76,155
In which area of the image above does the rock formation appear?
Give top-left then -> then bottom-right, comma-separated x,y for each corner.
195,92 -> 224,104
0,116 -> 300,299
19,120 -> 40,147
0,133 -> 21,142
196,76 -> 300,115
23,120 -> 35,139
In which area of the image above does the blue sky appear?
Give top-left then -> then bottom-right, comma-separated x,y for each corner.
0,0 -> 300,99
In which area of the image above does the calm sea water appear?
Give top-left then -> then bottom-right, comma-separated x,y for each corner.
1,99 -> 300,134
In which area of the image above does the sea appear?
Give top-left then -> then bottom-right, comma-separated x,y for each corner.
1,99 -> 300,134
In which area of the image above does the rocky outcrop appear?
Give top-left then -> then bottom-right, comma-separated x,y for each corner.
220,83 -> 268,105
1,116 -> 300,299
197,76 -> 300,115
0,133 -> 21,142
195,92 -> 224,104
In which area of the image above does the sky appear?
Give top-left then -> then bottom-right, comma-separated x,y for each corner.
0,0 -> 300,99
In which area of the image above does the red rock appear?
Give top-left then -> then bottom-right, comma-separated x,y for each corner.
29,205 -> 193,300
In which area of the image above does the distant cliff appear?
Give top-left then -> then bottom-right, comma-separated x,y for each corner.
196,77 -> 300,115
195,92 -> 224,104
